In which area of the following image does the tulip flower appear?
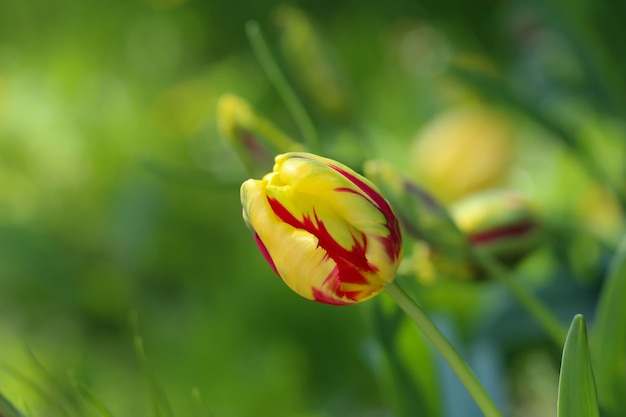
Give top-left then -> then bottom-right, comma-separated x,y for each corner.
241,152 -> 403,305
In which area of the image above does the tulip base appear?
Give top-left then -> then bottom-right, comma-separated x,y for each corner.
384,281 -> 504,417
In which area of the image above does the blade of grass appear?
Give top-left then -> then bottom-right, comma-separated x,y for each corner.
130,313 -> 176,417
24,347 -> 83,416
2,364 -> 73,417
191,387 -> 216,417
72,379 -> 116,417
0,391 -> 26,417
557,315 -> 600,417
245,20 -> 320,153
592,235 -> 626,417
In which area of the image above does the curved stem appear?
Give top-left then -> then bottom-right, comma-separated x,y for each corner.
472,249 -> 568,347
245,21 -> 320,153
384,281 -> 504,417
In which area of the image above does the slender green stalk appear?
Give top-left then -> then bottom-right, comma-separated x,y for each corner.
253,115 -> 305,153
131,313 -> 176,417
384,281 -> 504,417
245,20 -> 320,153
472,249 -> 568,347
74,382 -> 116,417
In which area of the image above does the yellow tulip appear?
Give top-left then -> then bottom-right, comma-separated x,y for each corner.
409,107 -> 513,203
241,153 -> 403,305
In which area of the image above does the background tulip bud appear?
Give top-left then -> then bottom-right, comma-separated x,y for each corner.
408,107 -> 513,204
241,152 -> 403,305
217,94 -> 305,176
450,189 -> 541,264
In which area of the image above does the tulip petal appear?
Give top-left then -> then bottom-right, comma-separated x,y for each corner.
274,153 -> 402,261
242,178 -> 334,300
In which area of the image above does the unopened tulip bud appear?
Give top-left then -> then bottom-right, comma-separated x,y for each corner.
450,189 -> 540,264
217,94 -> 305,176
241,152 -> 403,305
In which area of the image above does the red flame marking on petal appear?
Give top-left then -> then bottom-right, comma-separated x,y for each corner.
267,197 -> 376,303
267,198 -> 374,277
330,166 -> 402,262
311,288 -> 353,305
266,155 -> 403,305
253,233 -> 280,276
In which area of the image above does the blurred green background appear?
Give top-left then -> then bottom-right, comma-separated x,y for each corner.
1,0 -> 625,416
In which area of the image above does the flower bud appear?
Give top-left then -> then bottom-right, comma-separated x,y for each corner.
241,152 -> 403,305
450,189 -> 540,264
217,94 -> 305,176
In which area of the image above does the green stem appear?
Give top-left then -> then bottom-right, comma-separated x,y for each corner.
472,249 -> 568,347
253,116 -> 305,153
245,21 -> 320,153
384,281 -> 504,417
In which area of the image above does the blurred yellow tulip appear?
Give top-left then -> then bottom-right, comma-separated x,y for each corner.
409,107 -> 514,204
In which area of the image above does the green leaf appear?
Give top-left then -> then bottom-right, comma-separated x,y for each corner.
73,381 -> 116,417
0,392 -> 25,417
557,314 -> 600,417
593,235 -> 626,417
131,312 -> 176,417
